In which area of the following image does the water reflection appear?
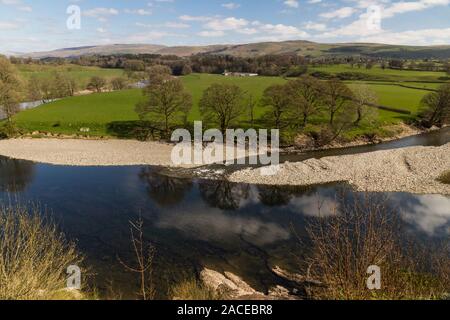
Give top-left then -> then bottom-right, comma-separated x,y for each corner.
155,204 -> 291,246
0,156 -> 35,192
0,159 -> 448,297
391,194 -> 450,236
199,180 -> 250,210
139,168 -> 192,206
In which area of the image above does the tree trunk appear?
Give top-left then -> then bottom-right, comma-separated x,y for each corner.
354,107 -> 362,126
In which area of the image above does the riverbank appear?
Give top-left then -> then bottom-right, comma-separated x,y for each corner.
0,138 -> 176,167
0,135 -> 449,195
286,123 -> 436,153
229,143 -> 450,195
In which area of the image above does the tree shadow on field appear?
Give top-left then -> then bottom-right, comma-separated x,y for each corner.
106,121 -> 163,141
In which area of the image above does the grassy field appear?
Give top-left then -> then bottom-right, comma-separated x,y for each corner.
14,89 -> 144,136
12,73 -> 437,137
17,64 -> 124,88
346,82 -> 430,121
183,73 -> 286,119
310,64 -> 448,82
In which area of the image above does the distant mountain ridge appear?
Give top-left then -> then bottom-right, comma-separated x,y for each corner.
18,40 -> 450,59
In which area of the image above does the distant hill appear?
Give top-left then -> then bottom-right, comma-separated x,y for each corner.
22,44 -> 166,59
20,41 -> 450,59
1,50 -> 24,57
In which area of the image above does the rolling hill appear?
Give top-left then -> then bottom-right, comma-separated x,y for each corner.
19,40 -> 450,59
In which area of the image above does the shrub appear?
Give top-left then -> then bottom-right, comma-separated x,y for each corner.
0,204 -> 83,300
170,278 -> 225,300
437,171 -> 450,185
311,71 -> 334,80
305,194 -> 449,300
0,121 -> 22,139
336,72 -> 372,81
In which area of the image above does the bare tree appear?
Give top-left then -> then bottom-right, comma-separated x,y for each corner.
136,77 -> 192,139
352,84 -> 379,126
118,217 -> 156,300
245,93 -> 257,127
200,83 -> 244,133
146,64 -> 172,83
0,56 -> 21,123
419,83 -> 450,127
87,76 -> 107,93
285,76 -> 324,128
28,76 -> 53,103
52,72 -> 77,98
110,77 -> 128,91
323,78 -> 355,125
260,84 -> 291,129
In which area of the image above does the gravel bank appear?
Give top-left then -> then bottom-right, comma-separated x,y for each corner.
229,143 -> 450,195
1,138 -> 449,195
0,138 -> 177,167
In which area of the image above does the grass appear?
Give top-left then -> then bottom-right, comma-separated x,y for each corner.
170,278 -> 226,300
437,171 -> 450,184
11,73 -> 437,137
13,74 -> 287,136
309,64 -> 448,82
346,82 -> 430,122
14,89 -> 144,136
0,203 -> 84,300
182,73 -> 286,119
17,64 -> 124,88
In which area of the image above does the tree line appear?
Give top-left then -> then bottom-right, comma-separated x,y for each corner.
27,74 -> 130,103
1,56 -> 449,142
10,53 -> 450,79
135,65 -> 377,145
135,64 -> 450,145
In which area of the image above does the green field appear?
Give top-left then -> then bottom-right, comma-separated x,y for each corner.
346,82 -> 430,121
182,74 -> 286,119
310,64 -> 448,82
17,64 -> 124,88
12,73 -> 438,137
14,89 -> 144,136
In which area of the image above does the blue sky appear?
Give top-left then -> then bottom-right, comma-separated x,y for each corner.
1,0 -> 450,53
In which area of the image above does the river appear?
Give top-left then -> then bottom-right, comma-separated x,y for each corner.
0,128 -> 448,298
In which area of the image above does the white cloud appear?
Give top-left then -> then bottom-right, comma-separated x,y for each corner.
164,22 -> 190,28
304,21 -> 327,31
361,27 -> 450,45
18,5 -> 31,12
198,30 -> 225,37
255,23 -> 309,41
204,17 -> 249,31
0,0 -> 32,12
320,7 -> 356,19
222,2 -> 241,10
124,8 -> 152,16
136,21 -> 190,29
179,15 -> 212,22
0,21 -> 20,30
0,0 -> 21,5
284,0 -> 299,8
383,0 -> 450,18
83,8 -> 119,18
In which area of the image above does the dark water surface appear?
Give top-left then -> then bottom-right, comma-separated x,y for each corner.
0,128 -> 449,298
281,126 -> 450,163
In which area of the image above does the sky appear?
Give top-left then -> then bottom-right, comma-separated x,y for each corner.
1,0 -> 450,53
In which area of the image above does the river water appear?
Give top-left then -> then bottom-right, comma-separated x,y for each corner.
0,129 -> 448,298
0,100 -> 57,120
